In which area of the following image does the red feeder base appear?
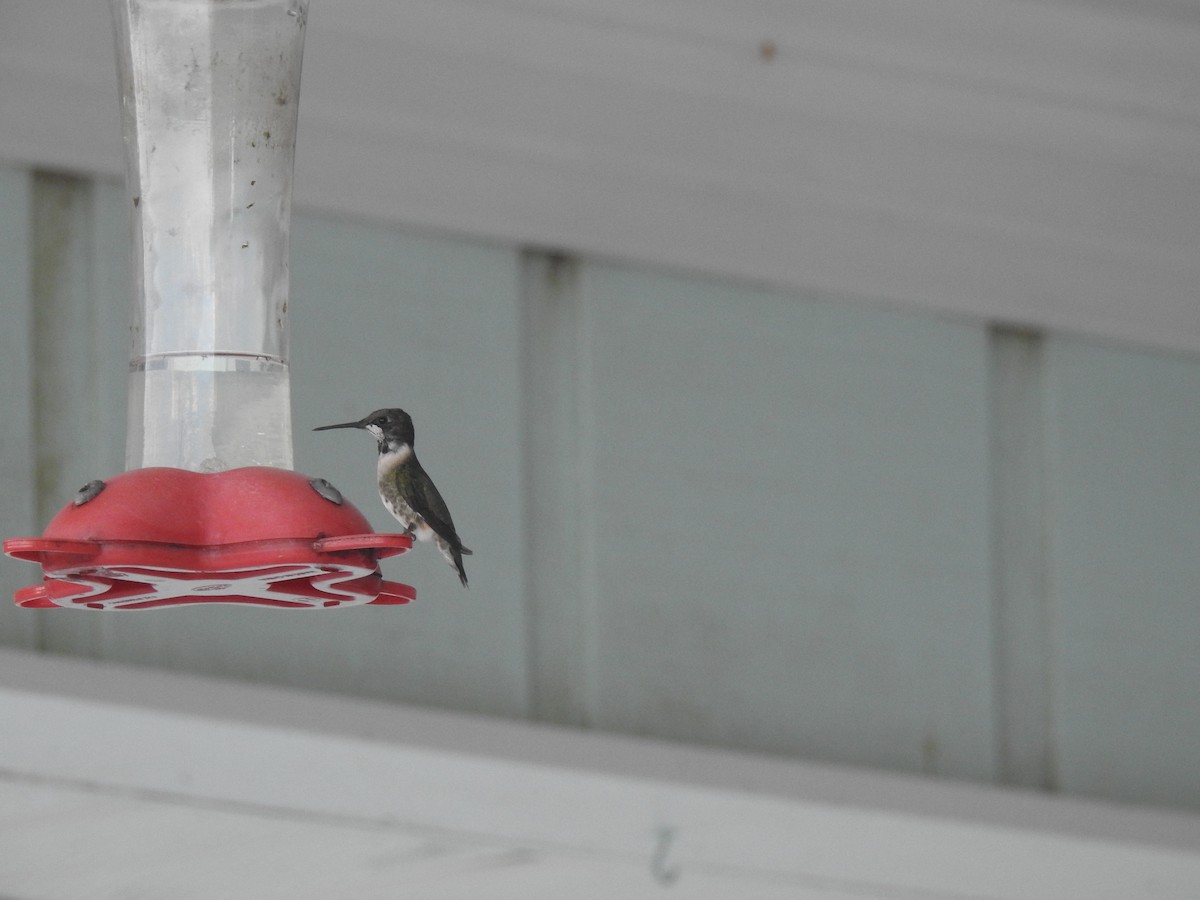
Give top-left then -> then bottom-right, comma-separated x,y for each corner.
3,467 -> 415,610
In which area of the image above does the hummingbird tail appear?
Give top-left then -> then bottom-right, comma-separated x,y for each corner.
435,536 -> 470,587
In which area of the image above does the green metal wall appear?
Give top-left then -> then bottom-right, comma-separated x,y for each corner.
2,167 -> 1197,812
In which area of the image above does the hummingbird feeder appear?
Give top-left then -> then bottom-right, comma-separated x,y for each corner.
3,0 -> 415,610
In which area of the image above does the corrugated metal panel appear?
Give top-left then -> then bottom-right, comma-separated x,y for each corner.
575,264 -> 995,777
4,163 -> 1200,814
1045,338 -> 1200,810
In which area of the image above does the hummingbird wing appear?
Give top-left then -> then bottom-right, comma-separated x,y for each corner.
409,456 -> 469,553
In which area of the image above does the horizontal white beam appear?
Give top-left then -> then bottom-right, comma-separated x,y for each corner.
2,648 -> 1199,898
2,1 -> 1199,354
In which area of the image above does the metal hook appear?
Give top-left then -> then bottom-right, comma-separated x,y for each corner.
650,825 -> 681,886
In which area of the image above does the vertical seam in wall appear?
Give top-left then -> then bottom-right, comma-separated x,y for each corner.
1,168 -> 41,649
29,172 -> 68,653
519,249 -> 596,727
31,171 -> 98,655
1038,339 -> 1061,793
988,324 -> 1055,791
517,250 -> 543,719
574,260 -> 600,729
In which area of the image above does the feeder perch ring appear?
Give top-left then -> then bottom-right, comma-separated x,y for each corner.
3,467 -> 415,610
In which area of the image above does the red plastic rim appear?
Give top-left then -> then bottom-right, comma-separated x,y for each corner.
4,467 -> 416,610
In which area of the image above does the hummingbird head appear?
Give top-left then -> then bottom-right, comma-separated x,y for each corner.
314,407 -> 415,453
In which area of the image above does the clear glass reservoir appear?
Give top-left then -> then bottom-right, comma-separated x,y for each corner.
113,0 -> 309,471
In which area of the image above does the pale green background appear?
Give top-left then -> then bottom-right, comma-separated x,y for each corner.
2,166 -> 1197,812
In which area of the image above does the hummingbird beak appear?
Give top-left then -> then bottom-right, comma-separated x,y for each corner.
313,419 -> 366,432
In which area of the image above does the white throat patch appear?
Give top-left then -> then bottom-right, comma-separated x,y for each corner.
377,442 -> 413,476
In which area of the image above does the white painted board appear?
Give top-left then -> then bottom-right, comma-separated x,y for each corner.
2,649 -> 1200,900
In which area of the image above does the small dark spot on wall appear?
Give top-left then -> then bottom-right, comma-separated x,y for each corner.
759,40 -> 777,62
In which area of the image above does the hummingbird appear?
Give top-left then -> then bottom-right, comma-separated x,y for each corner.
314,408 -> 472,586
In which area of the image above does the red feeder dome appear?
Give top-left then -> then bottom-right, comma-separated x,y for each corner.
3,467 -> 415,610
